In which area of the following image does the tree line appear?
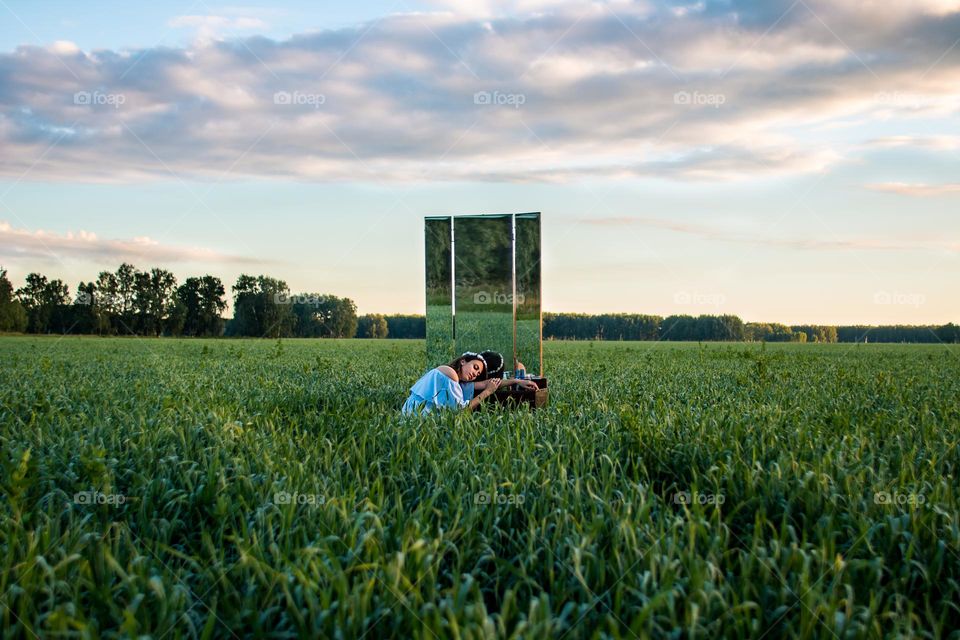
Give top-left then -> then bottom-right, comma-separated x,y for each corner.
0,265 -> 423,339
1,265 -> 228,337
541,313 -> 958,343
1,266 -> 956,342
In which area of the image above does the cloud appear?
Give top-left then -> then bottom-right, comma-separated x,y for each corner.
0,221 -> 274,265
866,182 -> 960,196
0,0 -> 958,183
864,135 -> 960,151
585,215 -> 960,253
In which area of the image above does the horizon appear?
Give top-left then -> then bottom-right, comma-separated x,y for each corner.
3,258 -> 952,328
2,0 -> 958,325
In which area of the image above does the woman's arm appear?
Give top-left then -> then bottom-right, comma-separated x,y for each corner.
475,378 -> 537,391
467,378 -> 501,411
473,379 -> 493,391
497,378 -> 539,391
437,365 -> 459,381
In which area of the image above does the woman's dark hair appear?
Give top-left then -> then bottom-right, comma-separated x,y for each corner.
444,352 -> 486,377
477,350 -> 504,380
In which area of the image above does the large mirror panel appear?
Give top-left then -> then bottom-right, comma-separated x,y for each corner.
425,216 -> 454,368
453,215 -> 514,370
514,212 -> 542,376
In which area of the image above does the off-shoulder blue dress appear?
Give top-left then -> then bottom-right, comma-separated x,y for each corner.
401,368 -> 475,415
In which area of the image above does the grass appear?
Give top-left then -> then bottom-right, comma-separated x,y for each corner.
1,336 -> 959,638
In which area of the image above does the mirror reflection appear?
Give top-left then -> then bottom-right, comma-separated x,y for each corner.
424,212 -> 542,379
425,216 -> 454,367
453,215 -> 514,370
515,212 -> 542,376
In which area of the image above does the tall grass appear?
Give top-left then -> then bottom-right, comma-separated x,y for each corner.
1,337 -> 958,638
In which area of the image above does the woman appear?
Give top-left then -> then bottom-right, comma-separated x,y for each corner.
401,351 -> 538,415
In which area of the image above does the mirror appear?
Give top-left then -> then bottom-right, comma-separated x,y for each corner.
515,212 -> 542,376
424,212 -> 542,377
453,214 -> 514,371
424,216 -> 454,367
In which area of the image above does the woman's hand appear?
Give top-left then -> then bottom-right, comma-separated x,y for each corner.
480,378 -> 502,398
502,378 -> 538,391
467,378 -> 501,411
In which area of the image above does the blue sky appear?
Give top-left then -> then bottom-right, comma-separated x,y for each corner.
0,1 -> 413,51
1,0 -> 958,323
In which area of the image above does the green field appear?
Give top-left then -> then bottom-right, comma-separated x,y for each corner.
1,337 -> 959,638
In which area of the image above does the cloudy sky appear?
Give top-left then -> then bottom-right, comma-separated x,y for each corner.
1,0 -> 958,324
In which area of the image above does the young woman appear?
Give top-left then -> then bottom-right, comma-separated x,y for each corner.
401,351 -> 538,415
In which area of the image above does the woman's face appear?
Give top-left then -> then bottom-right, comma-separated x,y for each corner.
459,358 -> 484,381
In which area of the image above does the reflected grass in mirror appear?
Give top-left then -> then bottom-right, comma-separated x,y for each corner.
515,212 -> 542,375
425,217 -> 454,368
454,215 -> 513,367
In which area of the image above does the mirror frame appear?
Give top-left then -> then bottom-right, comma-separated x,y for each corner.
424,212 -> 543,376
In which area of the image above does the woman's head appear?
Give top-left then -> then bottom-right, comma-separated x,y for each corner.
445,351 -> 487,381
477,350 -> 504,380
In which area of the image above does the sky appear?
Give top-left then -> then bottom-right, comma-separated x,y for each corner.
1,0 -> 958,324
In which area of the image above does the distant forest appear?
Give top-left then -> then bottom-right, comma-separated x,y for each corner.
1,264 -> 957,343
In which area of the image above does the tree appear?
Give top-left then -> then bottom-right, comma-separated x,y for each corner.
229,275 -> 294,337
290,294 -> 358,338
177,276 -> 227,336
792,325 -> 838,343
746,322 -> 795,342
94,270 -> 121,334
661,315 -> 698,341
0,268 -> 28,332
133,270 -> 153,334
328,297 -> 358,338
357,314 -> 389,338
72,281 -> 100,334
114,262 -> 137,333
151,268 -> 178,335
936,323 -> 959,344
132,268 -> 177,336
16,273 -> 70,333
228,275 -> 260,336
384,315 -> 425,339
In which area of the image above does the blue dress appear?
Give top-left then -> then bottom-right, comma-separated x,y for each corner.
401,369 -> 475,415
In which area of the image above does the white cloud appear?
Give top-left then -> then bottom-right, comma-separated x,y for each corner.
866,182 -> 960,196
0,0 -> 958,183
864,135 -> 960,151
584,215 -> 960,253
49,40 -> 81,56
0,221 -> 273,265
